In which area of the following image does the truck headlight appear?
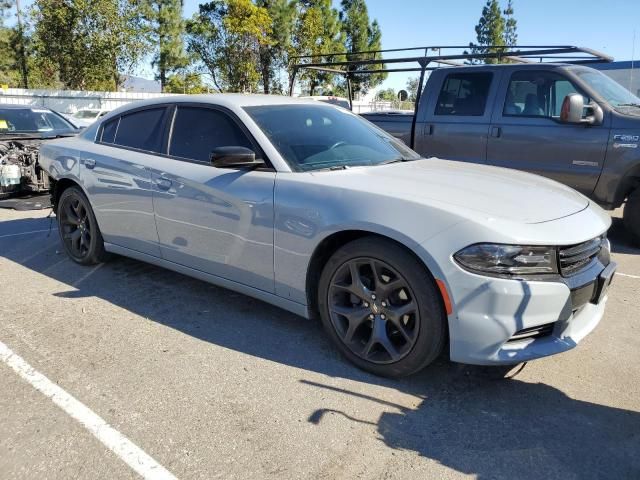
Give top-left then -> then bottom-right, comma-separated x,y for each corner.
454,244 -> 558,276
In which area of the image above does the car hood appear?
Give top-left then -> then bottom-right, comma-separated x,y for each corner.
312,158 -> 589,224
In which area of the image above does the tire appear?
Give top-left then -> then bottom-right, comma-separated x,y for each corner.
57,186 -> 108,265
317,237 -> 447,378
624,187 -> 640,247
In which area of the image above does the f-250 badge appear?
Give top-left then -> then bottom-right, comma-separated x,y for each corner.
613,134 -> 639,148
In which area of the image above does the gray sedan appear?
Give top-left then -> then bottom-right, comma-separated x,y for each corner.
38,94 -> 614,377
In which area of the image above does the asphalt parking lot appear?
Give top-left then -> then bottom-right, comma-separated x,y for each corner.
0,205 -> 639,480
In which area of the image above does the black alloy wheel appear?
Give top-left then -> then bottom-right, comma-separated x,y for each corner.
328,257 -> 419,364
57,186 -> 107,265
318,237 -> 446,377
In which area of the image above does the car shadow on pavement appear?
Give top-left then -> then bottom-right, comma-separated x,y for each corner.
1,216 -> 639,480
304,364 -> 640,479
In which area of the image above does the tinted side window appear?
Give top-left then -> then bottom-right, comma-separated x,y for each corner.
114,108 -> 166,152
435,72 -> 493,116
101,118 -> 118,143
503,71 -> 589,118
169,107 -> 253,162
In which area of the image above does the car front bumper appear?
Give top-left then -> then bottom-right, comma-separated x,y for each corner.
446,259 -> 616,366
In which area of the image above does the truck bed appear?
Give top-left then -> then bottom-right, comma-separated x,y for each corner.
360,111 -> 414,146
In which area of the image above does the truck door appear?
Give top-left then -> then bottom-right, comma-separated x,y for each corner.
414,69 -> 498,163
486,69 -> 608,195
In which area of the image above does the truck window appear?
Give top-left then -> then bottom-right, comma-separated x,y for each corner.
435,72 -> 493,116
503,71 -> 589,118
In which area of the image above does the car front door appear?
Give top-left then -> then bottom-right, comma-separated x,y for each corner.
149,104 -> 275,292
414,69 -> 498,163
486,69 -> 609,195
81,106 -> 171,257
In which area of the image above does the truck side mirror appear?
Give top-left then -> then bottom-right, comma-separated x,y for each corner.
560,93 -> 603,126
560,93 -> 584,124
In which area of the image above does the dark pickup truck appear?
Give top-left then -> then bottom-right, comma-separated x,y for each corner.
363,63 -> 640,244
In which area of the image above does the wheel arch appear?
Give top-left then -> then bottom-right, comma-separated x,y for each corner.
305,229 -> 447,320
612,165 -> 640,208
51,177 -> 89,213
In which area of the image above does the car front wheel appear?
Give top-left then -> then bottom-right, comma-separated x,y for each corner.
318,237 -> 447,377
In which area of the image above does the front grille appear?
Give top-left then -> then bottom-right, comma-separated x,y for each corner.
558,237 -> 603,276
508,323 -> 555,342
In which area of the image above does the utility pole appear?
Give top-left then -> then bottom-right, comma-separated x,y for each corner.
15,0 -> 29,89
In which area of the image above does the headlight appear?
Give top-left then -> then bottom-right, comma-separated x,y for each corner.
454,244 -> 558,276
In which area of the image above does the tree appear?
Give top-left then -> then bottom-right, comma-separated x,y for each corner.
339,0 -> 385,96
30,0 -> 149,90
164,71 -> 209,93
138,0 -> 187,91
405,76 -> 420,102
377,87 -> 395,101
292,0 -> 344,96
256,0 -> 296,94
0,1 -> 20,87
467,0 -> 518,64
186,0 -> 272,93
503,0 -> 517,47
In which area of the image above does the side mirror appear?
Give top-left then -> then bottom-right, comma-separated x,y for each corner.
560,93 -> 584,123
560,93 -> 603,126
210,146 -> 261,168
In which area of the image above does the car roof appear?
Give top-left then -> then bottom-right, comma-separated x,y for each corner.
0,103 -> 52,110
105,93 -> 322,116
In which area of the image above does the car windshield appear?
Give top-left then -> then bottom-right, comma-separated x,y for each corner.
0,108 -> 77,134
244,104 -> 420,171
574,69 -> 640,109
74,110 -> 100,119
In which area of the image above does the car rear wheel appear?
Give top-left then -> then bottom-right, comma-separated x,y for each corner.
624,187 -> 640,247
318,237 -> 447,378
57,186 -> 107,265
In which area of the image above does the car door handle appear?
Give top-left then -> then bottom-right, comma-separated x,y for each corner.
425,124 -> 434,135
84,158 -> 96,169
156,177 -> 172,191
490,126 -> 502,138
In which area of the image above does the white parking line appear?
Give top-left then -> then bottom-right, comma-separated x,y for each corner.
618,272 -> 640,279
0,340 -> 178,480
0,228 -> 57,239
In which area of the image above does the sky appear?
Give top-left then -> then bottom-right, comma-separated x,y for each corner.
181,0 -> 640,93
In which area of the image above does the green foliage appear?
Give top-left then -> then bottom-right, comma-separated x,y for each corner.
30,0 -> 149,90
164,71 -> 210,93
187,0 -> 272,93
468,0 -> 518,64
138,0 -> 188,90
405,76 -> 420,102
503,0 -> 517,47
292,0 -> 344,96
339,0 -> 385,95
377,87 -> 395,101
256,0 -> 296,93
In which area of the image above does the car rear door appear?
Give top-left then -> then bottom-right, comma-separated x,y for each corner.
81,106 -> 171,257
413,68 -> 499,163
486,68 -> 609,195
149,104 -> 276,293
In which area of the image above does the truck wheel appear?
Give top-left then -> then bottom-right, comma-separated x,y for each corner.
624,188 -> 640,247
57,186 -> 108,265
317,237 -> 447,378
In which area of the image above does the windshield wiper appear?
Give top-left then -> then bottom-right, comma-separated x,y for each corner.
616,103 -> 640,108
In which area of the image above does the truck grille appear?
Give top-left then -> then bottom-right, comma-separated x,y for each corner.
558,237 -> 603,276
